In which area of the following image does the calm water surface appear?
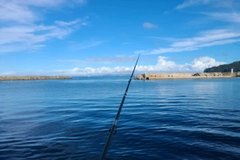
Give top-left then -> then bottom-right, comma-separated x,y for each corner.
0,76 -> 240,159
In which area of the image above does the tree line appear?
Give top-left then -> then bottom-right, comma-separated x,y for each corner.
204,61 -> 240,72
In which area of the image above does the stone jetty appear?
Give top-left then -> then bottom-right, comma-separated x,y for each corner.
0,76 -> 72,81
135,72 -> 240,80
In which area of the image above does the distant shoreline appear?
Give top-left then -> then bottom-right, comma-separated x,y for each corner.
0,76 -> 72,81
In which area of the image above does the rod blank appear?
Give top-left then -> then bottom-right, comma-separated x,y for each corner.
100,54 -> 140,160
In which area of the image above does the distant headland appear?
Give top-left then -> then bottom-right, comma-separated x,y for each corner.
0,76 -> 72,81
135,60 -> 240,80
204,60 -> 240,72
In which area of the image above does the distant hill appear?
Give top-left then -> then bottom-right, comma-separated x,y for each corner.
204,61 -> 240,72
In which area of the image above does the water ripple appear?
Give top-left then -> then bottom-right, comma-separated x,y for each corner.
0,77 -> 240,159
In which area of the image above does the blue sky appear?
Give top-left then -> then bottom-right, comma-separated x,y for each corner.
1,0 -> 240,75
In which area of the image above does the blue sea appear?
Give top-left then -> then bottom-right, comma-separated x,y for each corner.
0,76 -> 240,160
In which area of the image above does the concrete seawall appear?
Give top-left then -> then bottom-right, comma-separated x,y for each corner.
0,76 -> 72,81
135,72 -> 239,80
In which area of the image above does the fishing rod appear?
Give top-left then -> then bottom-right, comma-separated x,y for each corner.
100,54 -> 140,160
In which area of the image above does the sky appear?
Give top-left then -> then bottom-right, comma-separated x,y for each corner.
1,0 -> 240,76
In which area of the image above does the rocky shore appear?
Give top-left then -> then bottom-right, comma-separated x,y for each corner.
0,76 -> 72,81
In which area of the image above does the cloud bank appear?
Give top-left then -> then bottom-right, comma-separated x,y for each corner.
0,56 -> 226,76
52,56 -> 225,76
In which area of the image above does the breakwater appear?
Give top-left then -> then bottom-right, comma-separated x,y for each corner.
135,72 -> 240,80
0,76 -> 72,81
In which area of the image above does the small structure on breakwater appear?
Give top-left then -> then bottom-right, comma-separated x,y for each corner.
134,72 -> 239,80
0,76 -> 72,81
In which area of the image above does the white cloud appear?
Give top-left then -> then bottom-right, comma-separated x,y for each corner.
0,0 -> 76,23
0,1 -> 36,23
135,29 -> 240,55
143,22 -> 158,28
171,29 -> 240,47
68,40 -> 104,50
152,1 -> 240,56
0,21 -> 85,53
176,0 -> 209,9
0,24 -> 72,45
175,0 -> 240,24
176,0 -> 240,9
50,56 -> 225,76
155,56 -> 178,70
0,56 -> 225,76
213,0 -> 240,8
204,12 -> 240,23
135,56 -> 224,72
55,19 -> 84,26
0,0 -> 87,54
190,56 -> 225,71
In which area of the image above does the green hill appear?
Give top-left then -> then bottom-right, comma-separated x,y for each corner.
204,61 -> 240,72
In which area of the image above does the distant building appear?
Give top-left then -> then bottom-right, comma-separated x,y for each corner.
237,72 -> 240,77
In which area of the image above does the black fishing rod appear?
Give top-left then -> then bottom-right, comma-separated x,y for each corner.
100,54 -> 140,160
